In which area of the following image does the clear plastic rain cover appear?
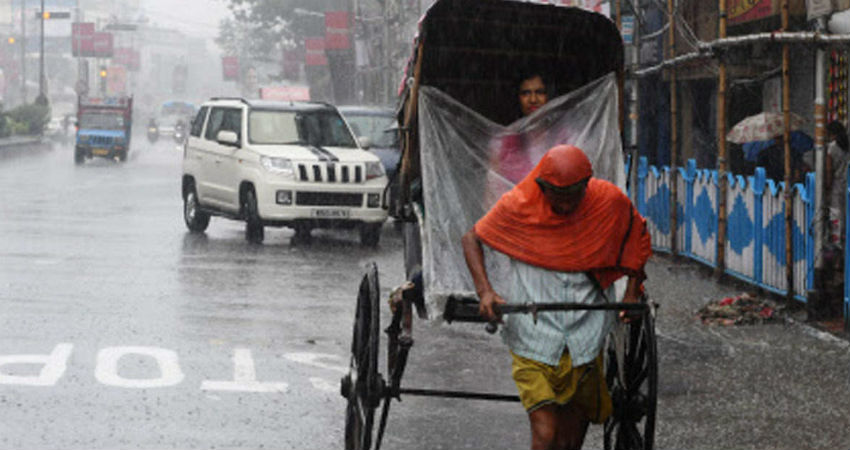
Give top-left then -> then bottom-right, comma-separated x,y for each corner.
418,73 -> 625,307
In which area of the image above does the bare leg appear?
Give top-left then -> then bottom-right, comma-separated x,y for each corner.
529,404 -> 558,450
554,404 -> 590,450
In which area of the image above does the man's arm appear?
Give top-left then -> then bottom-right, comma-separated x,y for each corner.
461,228 -> 506,322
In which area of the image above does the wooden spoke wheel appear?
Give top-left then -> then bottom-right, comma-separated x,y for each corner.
342,262 -> 384,450
603,310 -> 658,450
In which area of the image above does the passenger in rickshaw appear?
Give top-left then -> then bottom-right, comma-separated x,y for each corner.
492,71 -> 552,184
462,145 -> 652,450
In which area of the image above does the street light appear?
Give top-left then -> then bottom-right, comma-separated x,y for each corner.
99,67 -> 107,94
7,37 -> 14,44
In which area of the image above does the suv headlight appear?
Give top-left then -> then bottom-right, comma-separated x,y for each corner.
80,135 -> 90,142
260,156 -> 295,177
365,161 -> 385,180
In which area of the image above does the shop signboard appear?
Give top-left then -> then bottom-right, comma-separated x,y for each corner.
71,22 -> 94,56
259,86 -> 310,101
92,32 -> 113,58
222,56 -> 239,81
325,11 -> 350,50
728,0 -> 773,24
305,38 -> 328,66
806,0 -> 832,19
106,65 -> 126,95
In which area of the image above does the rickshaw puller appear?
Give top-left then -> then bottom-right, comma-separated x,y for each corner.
462,145 -> 652,450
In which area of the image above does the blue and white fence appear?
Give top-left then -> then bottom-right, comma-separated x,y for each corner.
636,158 -> 814,302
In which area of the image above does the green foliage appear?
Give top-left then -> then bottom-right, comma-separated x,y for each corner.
216,0 -> 332,61
5,103 -> 50,136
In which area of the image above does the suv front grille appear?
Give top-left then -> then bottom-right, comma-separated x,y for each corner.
295,192 -> 363,207
297,163 -> 363,183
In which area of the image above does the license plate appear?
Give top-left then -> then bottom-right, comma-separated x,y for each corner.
311,209 -> 349,218
92,148 -> 109,156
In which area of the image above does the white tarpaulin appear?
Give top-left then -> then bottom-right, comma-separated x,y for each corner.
417,72 -> 625,305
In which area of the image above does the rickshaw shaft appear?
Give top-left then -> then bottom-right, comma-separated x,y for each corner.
397,387 -> 520,402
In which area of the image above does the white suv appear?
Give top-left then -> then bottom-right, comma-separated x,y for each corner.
181,98 -> 388,246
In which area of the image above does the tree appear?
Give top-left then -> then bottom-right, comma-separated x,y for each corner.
216,0 -> 336,57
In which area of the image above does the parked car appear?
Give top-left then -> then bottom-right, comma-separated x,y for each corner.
181,97 -> 388,246
337,106 -> 400,181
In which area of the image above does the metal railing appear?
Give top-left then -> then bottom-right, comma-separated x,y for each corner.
636,157 -> 814,302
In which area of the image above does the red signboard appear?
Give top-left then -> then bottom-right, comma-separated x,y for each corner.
728,0 -> 773,24
259,86 -> 311,102
114,47 -> 140,71
106,65 -> 126,95
222,56 -> 239,81
325,11 -> 350,50
92,32 -> 114,58
71,22 -> 95,57
305,38 -> 328,66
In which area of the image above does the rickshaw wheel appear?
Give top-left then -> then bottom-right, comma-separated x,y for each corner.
343,262 -> 383,450
603,310 -> 657,450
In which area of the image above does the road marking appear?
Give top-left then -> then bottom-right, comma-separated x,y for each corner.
309,377 -> 339,393
0,343 -> 73,386
201,348 -> 289,393
95,346 -> 185,388
0,345 -> 349,393
283,352 -> 347,374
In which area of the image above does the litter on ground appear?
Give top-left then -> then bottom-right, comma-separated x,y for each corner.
697,293 -> 783,326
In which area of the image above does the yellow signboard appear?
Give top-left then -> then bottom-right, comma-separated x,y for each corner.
728,0 -> 773,24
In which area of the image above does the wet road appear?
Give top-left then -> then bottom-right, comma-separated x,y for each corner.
0,141 -> 408,449
1,141 -> 850,450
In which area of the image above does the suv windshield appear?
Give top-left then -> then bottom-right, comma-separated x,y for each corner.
79,112 -> 125,130
344,114 -> 399,148
249,110 -> 357,148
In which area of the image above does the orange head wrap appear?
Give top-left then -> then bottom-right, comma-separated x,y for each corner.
537,145 -> 593,188
474,145 -> 652,288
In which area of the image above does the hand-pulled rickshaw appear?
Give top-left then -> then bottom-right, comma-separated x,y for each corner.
339,1 -> 658,449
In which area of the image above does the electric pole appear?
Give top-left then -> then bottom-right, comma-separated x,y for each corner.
21,0 -> 27,103
38,0 -> 45,103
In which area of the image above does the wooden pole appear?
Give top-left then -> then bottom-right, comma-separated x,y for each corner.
399,41 -> 425,215
617,0 -> 625,137
782,0 -> 794,301
668,0 -> 678,256
716,0 -> 728,276
812,18 -> 827,315
629,1 -> 641,204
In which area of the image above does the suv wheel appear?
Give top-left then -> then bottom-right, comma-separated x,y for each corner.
359,222 -> 382,248
184,186 -> 210,232
244,188 -> 264,244
74,147 -> 84,165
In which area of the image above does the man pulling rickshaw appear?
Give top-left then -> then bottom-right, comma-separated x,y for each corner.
463,145 -> 651,449
341,1 -> 657,449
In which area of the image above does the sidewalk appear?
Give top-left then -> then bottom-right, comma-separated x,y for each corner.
376,254 -> 850,450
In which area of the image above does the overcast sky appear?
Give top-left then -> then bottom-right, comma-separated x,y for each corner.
138,0 -> 232,40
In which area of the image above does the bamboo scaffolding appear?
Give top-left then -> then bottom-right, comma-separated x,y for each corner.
813,18 -> 827,305
782,0 -> 793,301
635,32 -> 850,78
628,2 -> 641,205
668,0 -> 678,256
617,0 -> 625,139
715,0 -> 728,276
